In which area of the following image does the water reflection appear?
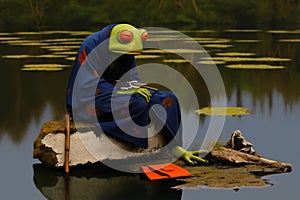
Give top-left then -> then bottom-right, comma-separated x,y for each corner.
1,29 -> 299,144
33,164 -> 182,200
0,28 -> 299,200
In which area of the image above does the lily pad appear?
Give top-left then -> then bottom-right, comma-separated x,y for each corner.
41,45 -> 80,51
134,55 -> 161,59
163,59 -> 189,63
202,44 -> 233,48
224,29 -> 261,33
65,57 -> 76,61
197,60 -> 226,65
194,38 -> 231,43
2,54 -> 67,59
209,57 -> 291,62
278,39 -> 300,43
43,38 -> 84,42
0,37 -> 21,41
21,67 -> 64,71
216,52 -> 256,57
23,64 -> 70,68
267,30 -> 300,34
196,106 -> 251,116
234,39 -> 261,43
225,64 -> 286,69
53,51 -> 77,55
21,64 -> 70,71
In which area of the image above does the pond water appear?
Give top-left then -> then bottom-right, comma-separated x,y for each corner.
0,28 -> 299,199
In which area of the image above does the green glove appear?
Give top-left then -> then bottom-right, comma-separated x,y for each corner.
116,88 -> 152,103
172,146 -> 209,165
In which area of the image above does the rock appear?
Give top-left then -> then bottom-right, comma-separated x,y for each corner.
33,120 -> 169,167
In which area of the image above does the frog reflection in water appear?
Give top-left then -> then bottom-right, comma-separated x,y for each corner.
66,23 -> 207,165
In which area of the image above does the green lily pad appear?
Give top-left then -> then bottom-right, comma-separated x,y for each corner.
135,55 -> 161,59
234,39 -> 261,43
196,106 -> 251,116
23,64 -> 70,68
2,54 -> 67,59
267,30 -> 300,34
202,44 -> 233,48
224,29 -> 261,32
225,64 -> 285,69
65,57 -> 76,61
197,60 -> 226,65
278,39 -> 300,43
216,52 -> 256,57
21,67 -> 64,71
210,57 -> 291,62
163,59 -> 189,63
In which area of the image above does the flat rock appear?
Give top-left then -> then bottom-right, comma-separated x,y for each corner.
33,120 -> 169,167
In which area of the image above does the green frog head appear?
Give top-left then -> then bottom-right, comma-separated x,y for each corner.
108,24 -> 148,54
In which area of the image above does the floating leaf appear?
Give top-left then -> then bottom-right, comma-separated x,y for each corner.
224,29 -> 261,32
69,31 -> 93,36
21,67 -> 64,71
209,57 -> 291,62
234,40 -> 261,43
0,37 -> 21,41
41,45 -> 79,51
53,51 -> 77,55
2,54 -> 67,59
197,60 -> 226,65
180,30 -> 216,33
143,49 -> 206,54
225,64 -> 285,69
194,38 -> 231,43
50,41 -> 83,45
163,59 -> 189,63
278,39 -> 300,43
196,106 -> 251,116
146,37 -> 184,42
65,57 -> 76,61
43,38 -> 84,42
267,30 -> 300,34
202,44 -> 233,48
14,31 -> 75,35
23,64 -> 71,68
135,55 -> 161,59
2,40 -> 49,46
216,52 -> 256,57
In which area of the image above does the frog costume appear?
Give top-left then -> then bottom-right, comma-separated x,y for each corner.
66,24 -> 207,165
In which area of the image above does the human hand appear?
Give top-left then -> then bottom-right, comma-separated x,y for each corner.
172,146 -> 209,165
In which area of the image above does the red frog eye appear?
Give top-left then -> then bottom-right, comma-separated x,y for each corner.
119,30 -> 133,43
142,31 -> 148,41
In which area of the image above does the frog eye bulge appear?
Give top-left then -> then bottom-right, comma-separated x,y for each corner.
119,30 -> 133,43
142,31 -> 148,41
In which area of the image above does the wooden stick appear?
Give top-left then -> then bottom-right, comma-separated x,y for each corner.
64,113 -> 70,174
211,147 -> 292,171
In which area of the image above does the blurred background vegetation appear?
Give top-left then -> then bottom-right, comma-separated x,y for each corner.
1,0 -> 300,31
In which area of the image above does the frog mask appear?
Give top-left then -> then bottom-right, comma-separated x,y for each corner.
108,24 -> 148,54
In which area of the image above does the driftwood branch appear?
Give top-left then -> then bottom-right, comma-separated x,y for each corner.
211,147 -> 292,172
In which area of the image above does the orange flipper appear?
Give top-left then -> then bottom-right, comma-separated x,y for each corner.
141,163 -> 191,180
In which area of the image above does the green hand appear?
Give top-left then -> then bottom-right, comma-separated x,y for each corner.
172,146 -> 209,165
116,88 -> 152,103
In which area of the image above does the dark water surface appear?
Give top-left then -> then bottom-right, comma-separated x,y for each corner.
0,28 -> 299,199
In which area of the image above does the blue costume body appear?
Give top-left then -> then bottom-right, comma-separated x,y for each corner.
66,24 -> 182,148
